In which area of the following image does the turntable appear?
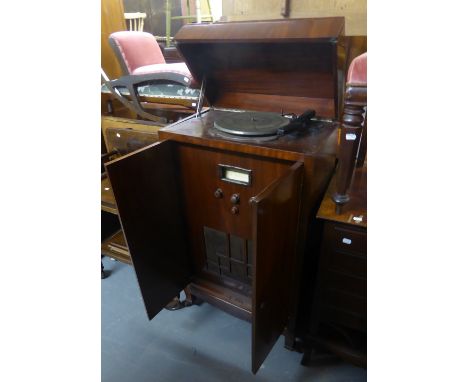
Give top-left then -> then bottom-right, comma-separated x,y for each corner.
214,110 -> 290,137
211,108 -> 331,143
105,17 -> 346,373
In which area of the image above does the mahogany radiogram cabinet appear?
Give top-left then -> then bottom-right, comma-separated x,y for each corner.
105,17 -> 348,373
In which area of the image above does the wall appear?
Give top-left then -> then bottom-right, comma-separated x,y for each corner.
122,0 -> 184,38
223,0 -> 366,36
102,0 -> 127,79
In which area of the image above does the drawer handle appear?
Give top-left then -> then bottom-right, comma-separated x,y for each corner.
342,238 -> 352,245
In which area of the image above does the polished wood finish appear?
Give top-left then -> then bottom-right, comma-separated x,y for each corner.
101,92 -> 138,119
158,109 -> 339,159
162,46 -> 184,63
105,140 -> 192,319
175,17 -> 345,42
101,116 -> 164,153
105,126 -> 160,155
101,122 -> 162,216
302,166 -> 367,367
356,118 -> 367,168
175,18 -> 346,118
189,277 -> 252,322
105,18 -> 344,373
177,143 -> 294,256
101,229 -> 132,264
102,211 -> 121,242
101,177 -> 118,215
106,132 -> 331,373
104,90 -> 198,112
300,44 -> 367,365
318,221 -> 366,331
333,84 -> 367,206
318,166 -> 367,227
251,161 -> 304,373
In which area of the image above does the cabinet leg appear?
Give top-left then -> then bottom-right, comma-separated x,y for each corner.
164,293 -> 184,311
184,287 -> 193,307
164,288 -> 197,310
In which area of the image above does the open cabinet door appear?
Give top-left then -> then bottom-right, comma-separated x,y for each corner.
250,161 -> 304,373
105,140 -> 191,320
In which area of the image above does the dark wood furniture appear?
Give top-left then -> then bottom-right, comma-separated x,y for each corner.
301,167 -> 366,367
162,46 -> 184,63
333,53 -> 367,208
105,18 -> 348,374
301,52 -> 367,367
101,117 -> 163,268
101,116 -> 193,308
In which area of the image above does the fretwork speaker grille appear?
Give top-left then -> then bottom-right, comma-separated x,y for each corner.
203,226 -> 253,283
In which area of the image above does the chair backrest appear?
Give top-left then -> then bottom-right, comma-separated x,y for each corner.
109,31 -> 166,75
124,12 -> 146,31
347,52 -> 367,85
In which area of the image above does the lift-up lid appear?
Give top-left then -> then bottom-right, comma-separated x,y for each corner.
175,17 -> 345,117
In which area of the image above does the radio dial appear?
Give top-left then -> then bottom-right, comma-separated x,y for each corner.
214,188 -> 223,198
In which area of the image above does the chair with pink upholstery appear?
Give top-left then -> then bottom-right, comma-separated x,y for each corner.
332,52 -> 367,208
102,31 -> 199,122
108,31 -> 195,84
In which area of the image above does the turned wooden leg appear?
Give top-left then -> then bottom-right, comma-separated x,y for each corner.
356,114 -> 367,168
332,84 -> 366,211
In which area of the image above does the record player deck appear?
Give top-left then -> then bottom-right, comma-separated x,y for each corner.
214,110 -> 289,136
211,108 -> 331,142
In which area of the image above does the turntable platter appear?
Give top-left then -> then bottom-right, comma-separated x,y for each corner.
213,111 -> 290,137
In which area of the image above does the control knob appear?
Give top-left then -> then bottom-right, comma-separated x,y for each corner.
230,193 -> 240,204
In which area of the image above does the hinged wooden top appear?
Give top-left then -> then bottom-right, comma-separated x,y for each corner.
175,17 -> 344,43
174,18 -> 346,118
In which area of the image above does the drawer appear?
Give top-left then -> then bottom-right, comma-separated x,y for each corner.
322,288 -> 366,315
328,249 -> 367,279
325,270 -> 366,298
322,306 -> 367,332
325,223 -> 366,255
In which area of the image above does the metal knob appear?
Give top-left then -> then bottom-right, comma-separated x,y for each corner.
230,193 -> 240,204
214,188 -> 223,199
231,206 -> 239,215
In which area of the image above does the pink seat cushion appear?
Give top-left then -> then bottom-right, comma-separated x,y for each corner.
347,52 -> 367,85
109,31 -> 166,74
132,62 -> 196,87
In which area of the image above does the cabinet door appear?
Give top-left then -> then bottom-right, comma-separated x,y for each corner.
250,161 -> 304,373
105,140 -> 191,319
